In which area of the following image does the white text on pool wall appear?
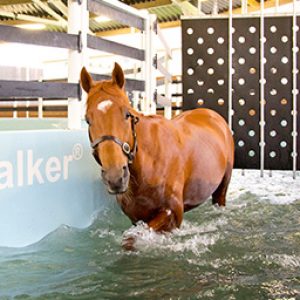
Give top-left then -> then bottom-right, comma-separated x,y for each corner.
0,144 -> 83,190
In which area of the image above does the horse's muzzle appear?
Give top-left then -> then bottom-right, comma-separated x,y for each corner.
101,165 -> 130,195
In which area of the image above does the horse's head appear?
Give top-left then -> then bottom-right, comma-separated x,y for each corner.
81,63 -> 138,195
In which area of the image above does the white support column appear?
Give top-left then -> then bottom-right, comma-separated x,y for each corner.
292,0 -> 298,178
260,0 -> 265,177
144,14 -> 156,115
228,0 -> 233,131
164,54 -> 172,119
67,0 -> 88,129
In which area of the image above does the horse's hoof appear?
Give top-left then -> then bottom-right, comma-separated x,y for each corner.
122,236 -> 137,251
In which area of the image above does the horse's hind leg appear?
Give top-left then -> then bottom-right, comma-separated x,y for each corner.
212,165 -> 233,207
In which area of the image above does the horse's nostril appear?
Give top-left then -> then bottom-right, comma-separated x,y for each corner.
123,165 -> 129,177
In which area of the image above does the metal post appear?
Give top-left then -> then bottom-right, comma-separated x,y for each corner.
67,0 -> 88,129
144,14 -> 156,115
228,0 -> 233,131
164,54 -> 172,119
241,0 -> 248,14
292,0 -> 298,178
260,0 -> 265,177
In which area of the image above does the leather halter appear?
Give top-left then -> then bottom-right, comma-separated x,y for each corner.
88,112 -> 139,165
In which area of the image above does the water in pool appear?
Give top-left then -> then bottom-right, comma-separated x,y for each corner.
0,170 -> 299,299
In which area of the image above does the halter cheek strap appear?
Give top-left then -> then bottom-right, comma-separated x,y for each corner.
89,113 -> 139,165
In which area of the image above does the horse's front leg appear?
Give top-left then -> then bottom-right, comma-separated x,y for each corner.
148,206 -> 182,232
122,198 -> 184,250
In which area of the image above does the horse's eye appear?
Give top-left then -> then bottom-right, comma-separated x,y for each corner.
125,111 -> 131,120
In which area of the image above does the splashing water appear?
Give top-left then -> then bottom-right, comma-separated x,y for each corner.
0,170 -> 299,299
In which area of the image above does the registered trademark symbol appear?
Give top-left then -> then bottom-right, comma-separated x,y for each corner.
72,143 -> 83,160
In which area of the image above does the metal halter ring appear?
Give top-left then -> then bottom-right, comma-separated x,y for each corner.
122,142 -> 131,155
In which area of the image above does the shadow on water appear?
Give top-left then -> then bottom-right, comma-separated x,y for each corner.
0,176 -> 300,299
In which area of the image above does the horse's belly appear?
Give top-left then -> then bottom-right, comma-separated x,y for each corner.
183,178 -> 219,210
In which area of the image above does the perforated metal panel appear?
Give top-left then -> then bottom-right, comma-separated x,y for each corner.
232,17 -> 260,169
182,19 -> 228,121
182,16 -> 299,171
264,17 -> 293,170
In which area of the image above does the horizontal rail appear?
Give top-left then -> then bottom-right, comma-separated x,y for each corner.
0,24 -> 78,50
88,0 -> 146,31
91,73 -> 145,91
0,106 -> 67,112
87,35 -> 145,61
0,81 -> 80,99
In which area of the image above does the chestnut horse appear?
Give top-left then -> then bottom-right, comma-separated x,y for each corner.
81,63 -> 234,245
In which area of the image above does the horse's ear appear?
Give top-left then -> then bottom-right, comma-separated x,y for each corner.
80,67 -> 94,93
112,62 -> 125,89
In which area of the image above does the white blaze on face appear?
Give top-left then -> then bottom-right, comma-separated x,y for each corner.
97,100 -> 113,113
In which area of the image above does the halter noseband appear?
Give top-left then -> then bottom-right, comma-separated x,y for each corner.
88,112 -> 139,165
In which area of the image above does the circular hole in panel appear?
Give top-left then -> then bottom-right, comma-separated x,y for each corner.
232,27 -> 236,33
270,89 -> 277,96
270,47 -> 277,54
238,78 -> 245,85
238,119 -> 245,126
197,37 -> 204,44
207,27 -> 215,34
207,88 -> 214,94
238,140 -> 245,147
281,56 -> 288,64
263,57 -> 267,64
281,77 -> 288,85
281,35 -> 288,43
217,37 -> 224,44
198,99 -> 204,105
187,48 -> 194,55
259,78 -> 266,85
187,28 -> 193,35
239,99 -> 245,106
270,67 -> 277,74
249,109 -> 256,116
197,80 -> 204,86
218,98 -> 225,106
187,88 -> 194,94
270,109 -> 277,116
207,48 -> 214,55
231,109 -> 235,116
248,150 -> 255,157
207,68 -> 214,75
232,48 -> 236,54
280,141 -> 287,148
238,57 -> 246,65
281,119 -> 288,127
269,151 -> 276,158
217,79 -> 225,86
239,36 -> 245,43
248,130 -> 255,137
249,26 -> 256,33
249,47 -> 256,54
281,98 -> 288,105
249,67 -> 256,74
197,58 -> 204,66
270,130 -> 277,137
217,58 -> 224,65
187,68 -> 194,75
232,68 -> 235,74
249,89 -> 256,96
270,25 -> 277,33
294,25 -> 299,32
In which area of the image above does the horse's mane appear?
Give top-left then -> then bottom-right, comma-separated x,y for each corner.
87,80 -> 130,110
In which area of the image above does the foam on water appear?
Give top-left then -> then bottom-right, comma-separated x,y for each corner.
229,169 -> 300,205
